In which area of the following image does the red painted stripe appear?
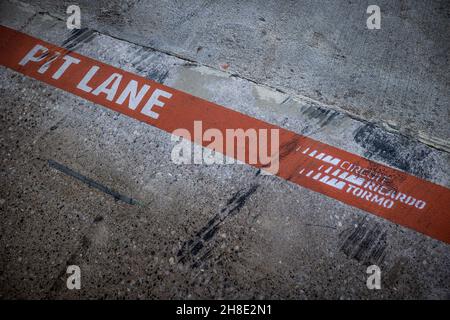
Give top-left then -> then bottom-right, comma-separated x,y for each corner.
1,25 -> 449,243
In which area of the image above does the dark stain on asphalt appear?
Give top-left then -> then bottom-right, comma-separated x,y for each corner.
93,216 -> 104,223
353,124 -> 433,179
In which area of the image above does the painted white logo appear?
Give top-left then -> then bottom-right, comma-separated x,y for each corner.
297,146 -> 427,210
17,44 -> 173,121
66,265 -> 81,290
366,265 -> 381,290
367,5 -> 381,29
66,5 -> 81,30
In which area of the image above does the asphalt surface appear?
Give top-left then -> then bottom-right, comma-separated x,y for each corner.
0,0 -> 449,299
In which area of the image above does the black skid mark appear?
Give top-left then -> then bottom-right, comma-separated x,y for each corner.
339,217 -> 388,266
61,28 -> 96,51
128,47 -> 170,84
177,184 -> 259,268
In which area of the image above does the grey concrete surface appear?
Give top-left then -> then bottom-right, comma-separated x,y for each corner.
0,1 -> 449,299
12,0 -> 450,151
